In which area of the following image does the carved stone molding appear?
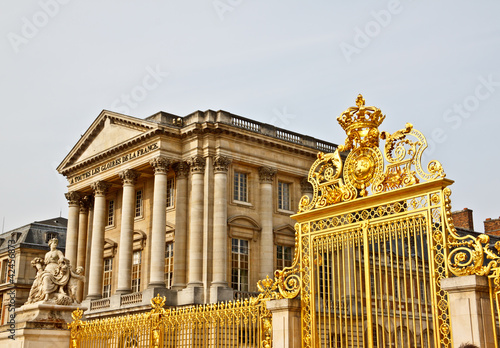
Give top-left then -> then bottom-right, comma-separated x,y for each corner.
300,177 -> 313,194
258,166 -> 276,183
150,156 -> 170,174
213,155 -> 231,173
79,195 -> 92,213
65,191 -> 81,205
189,156 -> 206,174
90,181 -> 110,196
119,169 -> 140,185
173,161 -> 189,179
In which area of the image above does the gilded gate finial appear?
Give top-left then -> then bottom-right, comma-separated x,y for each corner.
298,95 -> 445,212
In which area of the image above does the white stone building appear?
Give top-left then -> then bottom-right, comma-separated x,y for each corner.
57,109 -> 337,318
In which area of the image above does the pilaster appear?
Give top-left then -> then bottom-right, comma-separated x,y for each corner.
441,275 -> 496,348
211,156 -> 231,301
172,161 -> 189,290
187,156 -> 205,288
259,166 -> 276,279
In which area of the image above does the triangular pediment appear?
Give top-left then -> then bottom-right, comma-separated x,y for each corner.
57,110 -> 157,173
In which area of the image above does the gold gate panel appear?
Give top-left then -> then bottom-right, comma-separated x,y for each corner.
261,95 -> 454,348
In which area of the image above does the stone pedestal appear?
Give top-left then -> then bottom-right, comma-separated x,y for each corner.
178,286 -> 204,306
441,275 -> 496,348
266,298 -> 301,348
209,285 -> 234,303
0,303 -> 86,348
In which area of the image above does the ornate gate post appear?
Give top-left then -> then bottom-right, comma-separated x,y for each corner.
266,298 -> 301,347
441,275 -> 496,348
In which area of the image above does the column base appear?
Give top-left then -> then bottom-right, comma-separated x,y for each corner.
141,287 -> 178,307
178,286 -> 204,306
171,283 -> 187,291
209,285 -> 234,303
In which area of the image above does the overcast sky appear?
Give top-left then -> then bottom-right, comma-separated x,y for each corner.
1,1 -> 499,232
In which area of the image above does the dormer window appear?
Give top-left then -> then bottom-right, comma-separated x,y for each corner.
45,232 -> 59,243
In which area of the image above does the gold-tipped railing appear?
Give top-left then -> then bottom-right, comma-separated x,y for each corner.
68,294 -> 272,348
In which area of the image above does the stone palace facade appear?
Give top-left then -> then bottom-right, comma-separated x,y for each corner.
57,109 -> 337,318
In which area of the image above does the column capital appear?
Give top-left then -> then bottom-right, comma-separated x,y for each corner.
213,155 -> 231,173
150,156 -> 170,174
300,177 -> 313,194
65,191 -> 81,205
90,181 -> 110,196
189,156 -> 205,174
119,169 -> 140,185
258,166 -> 276,183
79,195 -> 93,213
173,161 -> 190,179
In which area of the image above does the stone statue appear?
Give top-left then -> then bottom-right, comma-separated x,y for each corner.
25,238 -> 85,306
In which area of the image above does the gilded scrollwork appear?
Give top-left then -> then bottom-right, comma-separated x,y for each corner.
444,187 -> 500,290
299,95 -> 447,213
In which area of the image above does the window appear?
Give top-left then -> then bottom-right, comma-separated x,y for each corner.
102,258 -> 113,298
135,190 -> 143,217
276,245 -> 292,270
131,251 -> 142,293
1,260 -> 8,284
234,172 -> 248,202
107,200 -> 115,226
164,242 -> 174,288
231,238 -> 249,291
278,181 -> 291,211
166,178 -> 175,208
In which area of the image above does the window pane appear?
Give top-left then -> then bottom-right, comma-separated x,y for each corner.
231,238 -> 250,292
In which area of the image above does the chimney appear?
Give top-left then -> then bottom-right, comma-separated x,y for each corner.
451,208 -> 474,231
484,217 -> 500,236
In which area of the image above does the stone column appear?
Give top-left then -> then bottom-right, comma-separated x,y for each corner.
64,191 -> 81,270
87,181 -> 110,300
259,166 -> 276,280
441,275 -> 496,348
266,298 -> 302,348
187,156 -> 205,287
148,157 -> 170,288
76,196 -> 91,302
117,169 -> 140,293
211,156 -> 231,288
172,161 -> 189,290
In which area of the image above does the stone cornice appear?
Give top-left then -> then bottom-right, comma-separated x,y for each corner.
57,111 -> 161,172
59,114 -> 337,178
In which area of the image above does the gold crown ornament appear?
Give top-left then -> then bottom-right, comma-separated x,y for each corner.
337,94 -> 385,152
